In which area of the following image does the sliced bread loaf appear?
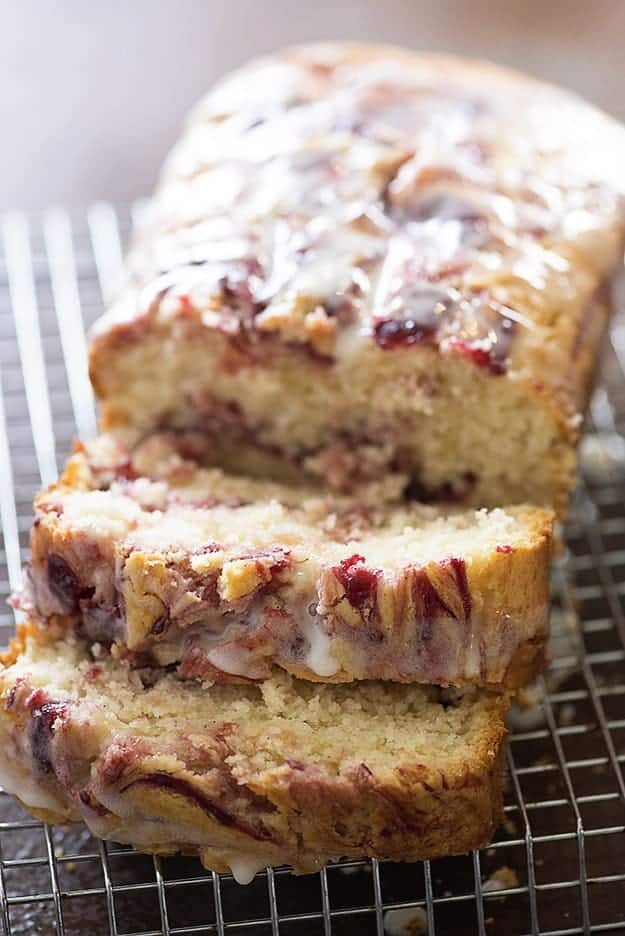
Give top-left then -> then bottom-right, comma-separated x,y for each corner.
22,432 -> 553,688
89,42 -> 625,515
0,622 -> 508,879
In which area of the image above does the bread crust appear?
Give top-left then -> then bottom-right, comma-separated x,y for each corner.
88,42 -> 625,514
0,628 -> 508,876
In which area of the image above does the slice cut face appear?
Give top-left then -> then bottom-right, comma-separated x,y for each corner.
0,624 -> 508,877
21,432 -> 554,688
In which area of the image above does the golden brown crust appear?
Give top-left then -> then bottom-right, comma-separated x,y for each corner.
0,618 -> 54,667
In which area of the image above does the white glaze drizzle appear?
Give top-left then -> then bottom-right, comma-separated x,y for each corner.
301,613 -> 340,677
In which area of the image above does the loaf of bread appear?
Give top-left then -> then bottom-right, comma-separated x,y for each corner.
20,432 -> 553,688
0,622 -> 507,880
89,42 -> 625,515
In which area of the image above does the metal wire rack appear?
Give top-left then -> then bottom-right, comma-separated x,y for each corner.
0,204 -> 625,936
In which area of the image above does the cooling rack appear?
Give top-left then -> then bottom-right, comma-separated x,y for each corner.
0,205 -> 625,936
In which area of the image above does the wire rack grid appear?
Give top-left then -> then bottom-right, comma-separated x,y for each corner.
0,205 -> 625,936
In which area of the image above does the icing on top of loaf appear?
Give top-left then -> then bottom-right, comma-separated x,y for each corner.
99,43 -> 625,373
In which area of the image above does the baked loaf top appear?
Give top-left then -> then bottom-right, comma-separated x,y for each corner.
22,432 -> 553,687
0,623 -> 507,879
92,42 -> 625,406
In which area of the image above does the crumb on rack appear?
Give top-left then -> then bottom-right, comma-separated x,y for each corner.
483,866 -> 520,893
383,906 -> 428,935
337,862 -> 367,876
558,703 -> 576,726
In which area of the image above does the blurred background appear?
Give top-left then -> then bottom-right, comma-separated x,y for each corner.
2,0 -> 625,211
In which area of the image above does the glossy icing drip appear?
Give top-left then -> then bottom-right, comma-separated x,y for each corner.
227,853 -> 270,885
97,45 -> 625,374
300,610 -> 339,677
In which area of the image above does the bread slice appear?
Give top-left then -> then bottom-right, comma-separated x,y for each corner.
0,622 -> 508,879
21,432 -> 553,689
88,42 -> 625,516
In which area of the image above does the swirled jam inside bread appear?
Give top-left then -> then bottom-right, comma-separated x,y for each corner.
21,432 -> 553,688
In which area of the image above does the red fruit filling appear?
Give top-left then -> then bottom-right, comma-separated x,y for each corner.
374,288 -> 452,350
412,557 -> 471,641
333,554 -> 380,611
47,554 -> 83,614
120,773 -> 276,840
28,699 -> 69,775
